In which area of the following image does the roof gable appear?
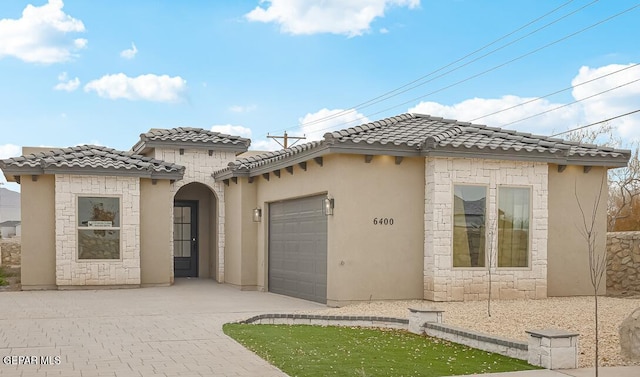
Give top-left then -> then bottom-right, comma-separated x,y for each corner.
132,127 -> 251,154
0,145 -> 185,180
213,113 -> 630,180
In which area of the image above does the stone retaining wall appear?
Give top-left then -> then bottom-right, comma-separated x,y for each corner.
0,238 -> 21,267
607,232 -> 640,293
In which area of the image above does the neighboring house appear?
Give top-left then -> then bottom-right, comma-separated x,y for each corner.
0,114 -> 630,306
0,187 -> 21,222
0,220 -> 20,239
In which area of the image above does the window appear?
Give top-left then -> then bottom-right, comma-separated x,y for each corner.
77,197 -> 120,260
498,187 -> 530,267
453,185 -> 486,267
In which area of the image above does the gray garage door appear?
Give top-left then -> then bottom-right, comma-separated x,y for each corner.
269,195 -> 327,304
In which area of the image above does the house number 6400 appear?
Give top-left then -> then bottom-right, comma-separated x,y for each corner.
373,218 -> 394,225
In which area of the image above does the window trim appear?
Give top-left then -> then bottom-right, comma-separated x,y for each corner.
495,185 -> 533,270
451,183 -> 489,270
76,195 -> 123,262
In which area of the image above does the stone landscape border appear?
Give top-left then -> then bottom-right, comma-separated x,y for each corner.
236,310 -> 579,370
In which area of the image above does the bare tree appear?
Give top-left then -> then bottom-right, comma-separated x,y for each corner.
608,144 -> 640,230
486,217 -> 497,317
574,176 -> 607,377
565,123 -> 640,231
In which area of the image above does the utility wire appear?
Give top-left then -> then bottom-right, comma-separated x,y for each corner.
550,109 -> 640,137
266,0 -> 580,134
296,3 -> 640,137
500,77 -> 640,127
470,63 -> 640,123
316,0 -> 601,127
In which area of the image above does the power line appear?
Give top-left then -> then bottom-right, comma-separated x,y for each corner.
267,0 -> 580,134
550,109 -> 640,137
470,63 -> 640,123
291,3 -> 640,137
500,77 -> 640,127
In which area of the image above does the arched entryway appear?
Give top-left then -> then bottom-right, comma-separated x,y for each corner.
173,182 -> 218,279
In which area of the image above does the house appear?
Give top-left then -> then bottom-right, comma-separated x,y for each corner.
0,220 -> 20,239
0,114 -> 630,306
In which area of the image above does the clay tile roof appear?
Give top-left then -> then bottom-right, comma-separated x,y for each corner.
132,127 -> 250,154
0,145 -> 185,179
212,113 -> 630,179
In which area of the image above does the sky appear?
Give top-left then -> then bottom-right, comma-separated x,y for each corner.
0,0 -> 639,192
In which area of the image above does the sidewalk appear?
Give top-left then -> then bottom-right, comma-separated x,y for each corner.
454,366 -> 640,377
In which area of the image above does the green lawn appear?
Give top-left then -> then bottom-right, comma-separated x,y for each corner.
223,324 -> 540,377
0,267 -> 8,286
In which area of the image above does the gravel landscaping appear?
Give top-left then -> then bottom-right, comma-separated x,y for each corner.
302,296 -> 640,368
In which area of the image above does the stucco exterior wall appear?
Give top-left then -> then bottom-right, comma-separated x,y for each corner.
547,165 -> 608,296
231,154 -> 424,306
140,179 -> 173,286
424,157 -> 548,301
153,148 -> 237,282
55,175 -> 140,286
20,174 -> 56,289
223,179 -> 258,289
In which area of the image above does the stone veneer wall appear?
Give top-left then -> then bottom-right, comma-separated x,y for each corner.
607,231 -> 640,293
153,148 -> 238,282
424,157 -> 548,301
55,175 -> 140,286
0,238 -> 21,267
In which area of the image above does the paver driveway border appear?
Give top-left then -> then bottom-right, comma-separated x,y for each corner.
0,279 -> 324,377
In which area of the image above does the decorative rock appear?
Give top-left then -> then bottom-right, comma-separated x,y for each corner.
619,307 -> 640,361
607,232 -> 640,294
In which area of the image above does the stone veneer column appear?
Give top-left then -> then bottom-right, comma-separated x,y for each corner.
55,175 -> 140,286
424,157 -> 548,301
154,148 -> 238,283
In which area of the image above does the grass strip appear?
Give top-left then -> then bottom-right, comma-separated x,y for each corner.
223,324 -> 540,377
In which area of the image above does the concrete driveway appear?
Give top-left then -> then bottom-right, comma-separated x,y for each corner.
0,279 -> 324,377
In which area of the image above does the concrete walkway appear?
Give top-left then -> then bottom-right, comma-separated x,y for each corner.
0,279 -> 323,377
2,281 -> 638,377
454,366 -> 640,377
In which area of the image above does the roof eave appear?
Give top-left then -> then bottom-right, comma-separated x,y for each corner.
0,166 -> 45,177
137,140 -> 250,154
422,146 -> 631,167
326,142 -> 421,157
38,166 -> 185,180
212,169 -> 249,181
247,146 -> 330,177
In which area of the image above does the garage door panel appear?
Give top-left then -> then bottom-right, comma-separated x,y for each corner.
269,195 -> 327,304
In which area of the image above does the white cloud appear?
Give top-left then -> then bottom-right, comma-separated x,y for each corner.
0,144 -> 21,159
84,73 -> 187,103
211,124 -> 253,138
247,108 -> 368,150
74,38 -> 87,49
251,139 -> 282,151
245,0 -> 419,37
53,71 -> 80,91
408,96 -> 581,136
571,63 -> 640,139
0,0 -> 86,64
229,104 -> 257,113
0,144 -> 23,193
120,42 -> 138,59
408,63 -> 640,139
299,108 -> 369,140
